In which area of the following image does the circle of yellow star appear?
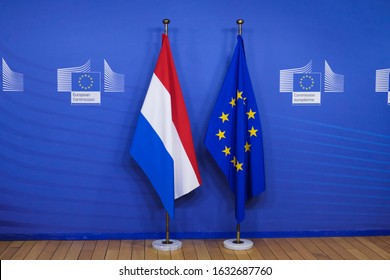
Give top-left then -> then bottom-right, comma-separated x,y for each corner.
216,129 -> 226,140
248,126 -> 258,137
78,74 -> 94,90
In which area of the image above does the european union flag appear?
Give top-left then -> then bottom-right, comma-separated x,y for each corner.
293,73 -> 321,92
71,72 -> 101,92
204,35 -> 265,224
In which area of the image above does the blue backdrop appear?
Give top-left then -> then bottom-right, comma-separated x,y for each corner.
1,0 -> 389,239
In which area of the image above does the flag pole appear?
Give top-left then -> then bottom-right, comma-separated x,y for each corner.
235,18 -> 244,246
151,18 -> 182,251
234,223 -> 243,244
162,18 -> 173,246
163,211 -> 173,244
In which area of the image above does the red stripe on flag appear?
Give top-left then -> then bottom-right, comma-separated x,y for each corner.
154,34 -> 202,184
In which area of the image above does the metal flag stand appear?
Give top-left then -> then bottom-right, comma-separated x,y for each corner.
151,19 -> 182,252
223,19 -> 254,251
152,211 -> 182,251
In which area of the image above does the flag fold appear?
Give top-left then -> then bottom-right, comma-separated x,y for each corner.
130,34 -> 201,219
204,35 -> 265,224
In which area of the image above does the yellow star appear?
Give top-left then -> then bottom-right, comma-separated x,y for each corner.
236,161 -> 243,171
222,146 -> 231,156
230,156 -> 237,166
229,98 -> 236,107
248,126 -> 258,137
216,129 -> 226,140
236,90 -> 243,100
219,112 -> 229,123
244,141 -> 251,152
246,109 -> 256,119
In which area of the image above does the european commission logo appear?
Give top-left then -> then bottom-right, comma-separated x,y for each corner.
71,72 -> 101,104
280,60 -> 344,105
57,59 -> 125,105
375,68 -> 390,105
293,73 -> 321,104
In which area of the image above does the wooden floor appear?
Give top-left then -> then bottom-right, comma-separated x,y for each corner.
1,236 -> 390,260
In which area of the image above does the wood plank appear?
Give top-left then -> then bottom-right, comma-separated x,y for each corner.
234,249 -> 251,260
25,241 -> 48,260
246,245 -> 264,260
11,241 -> 36,260
320,238 -> 356,260
204,239 -> 223,260
311,238 -> 343,260
0,241 -> 12,255
182,239 -> 197,260
285,238 -> 317,260
131,240 -> 145,260
365,236 -> 388,248
263,239 -> 291,260
355,237 -> 390,259
193,239 -> 211,260
78,241 -> 96,260
170,246 -> 184,260
366,236 -> 390,255
118,240 -> 133,260
105,240 -> 120,260
377,236 -> 390,246
349,248 -> 371,259
92,240 -> 109,260
275,238 -> 304,260
38,241 -> 60,260
9,241 -> 25,247
0,246 -> 19,260
0,241 -> 24,260
157,250 -> 171,260
64,241 -> 84,260
348,237 -> 384,260
217,239 -> 237,260
296,238 -> 329,260
51,241 -> 73,260
170,250 -> 184,260
253,239 -> 277,260
332,237 -> 369,260
144,240 -> 157,260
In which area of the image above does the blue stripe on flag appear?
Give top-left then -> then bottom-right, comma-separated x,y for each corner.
130,114 -> 175,218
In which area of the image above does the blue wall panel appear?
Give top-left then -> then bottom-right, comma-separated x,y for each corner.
0,0 -> 389,239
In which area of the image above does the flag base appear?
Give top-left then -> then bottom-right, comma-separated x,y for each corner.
223,239 -> 253,250
152,239 -> 182,251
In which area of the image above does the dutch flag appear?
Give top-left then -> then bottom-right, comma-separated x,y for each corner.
130,34 -> 202,218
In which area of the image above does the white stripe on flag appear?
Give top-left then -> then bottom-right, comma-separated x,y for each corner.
141,74 -> 199,199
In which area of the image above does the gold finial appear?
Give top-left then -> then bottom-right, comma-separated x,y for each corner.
236,19 -> 244,35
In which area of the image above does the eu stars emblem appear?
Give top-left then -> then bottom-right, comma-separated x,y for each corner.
293,73 -> 321,92
72,72 -> 101,92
